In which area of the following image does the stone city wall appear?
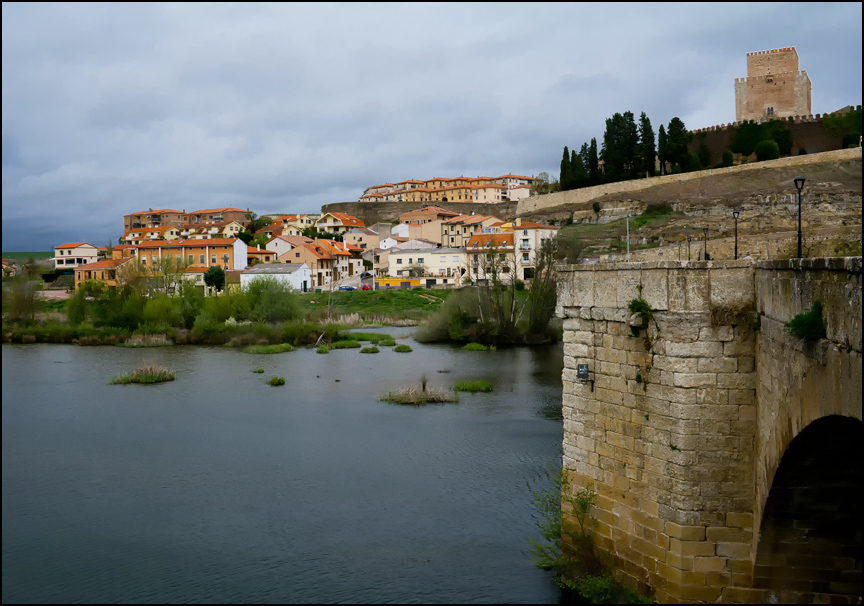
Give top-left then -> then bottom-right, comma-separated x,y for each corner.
517,148 -> 862,216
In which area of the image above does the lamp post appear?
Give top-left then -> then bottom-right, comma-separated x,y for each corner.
732,210 -> 740,260
626,214 -> 631,262
687,235 -> 692,261
703,227 -> 709,261
794,177 -> 805,258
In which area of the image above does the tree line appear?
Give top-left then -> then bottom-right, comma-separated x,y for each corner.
555,113 -> 694,193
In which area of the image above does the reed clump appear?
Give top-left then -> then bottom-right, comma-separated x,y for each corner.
381,373 -> 457,405
267,376 -> 286,386
110,361 -> 175,385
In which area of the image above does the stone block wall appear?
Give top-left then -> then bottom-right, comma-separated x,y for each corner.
558,257 -> 863,602
558,261 -> 759,601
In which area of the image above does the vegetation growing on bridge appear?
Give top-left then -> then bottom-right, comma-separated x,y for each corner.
530,467 -> 650,604
785,300 -> 827,342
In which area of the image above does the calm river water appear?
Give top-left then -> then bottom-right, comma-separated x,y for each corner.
2,328 -> 564,603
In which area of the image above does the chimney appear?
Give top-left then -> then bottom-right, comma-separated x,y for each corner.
516,217 -> 522,227
257,245 -> 260,251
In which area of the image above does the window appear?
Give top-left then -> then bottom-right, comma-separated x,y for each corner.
295,252 -> 300,258
417,258 -> 424,264
200,254 -> 205,264
211,255 -> 216,265
452,256 -> 459,263
440,256 -> 447,263
396,258 -> 403,264
188,255 -> 194,264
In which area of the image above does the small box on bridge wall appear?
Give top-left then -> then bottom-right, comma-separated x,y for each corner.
577,364 -> 590,381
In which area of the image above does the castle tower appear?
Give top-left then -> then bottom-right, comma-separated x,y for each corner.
734,47 -> 812,122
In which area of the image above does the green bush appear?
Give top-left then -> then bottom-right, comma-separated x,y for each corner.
785,301 -> 826,341
592,202 -> 601,213
393,344 -> 412,353
267,376 -> 286,386
722,150 -> 734,167
316,344 -> 330,354
755,140 -> 780,161
252,367 -> 264,373
360,346 -> 379,353
143,295 -> 183,328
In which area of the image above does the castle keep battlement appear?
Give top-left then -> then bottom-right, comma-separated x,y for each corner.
735,47 -> 811,122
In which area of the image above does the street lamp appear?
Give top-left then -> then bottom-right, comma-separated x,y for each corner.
687,235 -> 692,261
732,210 -> 740,260
626,214 -> 632,262
794,177 -> 806,258
703,227 -> 709,261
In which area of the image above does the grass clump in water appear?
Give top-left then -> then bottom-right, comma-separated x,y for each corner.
350,332 -> 393,344
377,337 -> 397,347
252,367 -> 264,373
360,346 -> 379,354
267,376 -> 286,386
242,343 -> 295,354
453,380 -> 493,392
381,373 -> 457,405
110,361 -> 175,385
393,344 -> 413,353
316,344 -> 330,354
331,340 -> 361,349
463,342 -> 489,351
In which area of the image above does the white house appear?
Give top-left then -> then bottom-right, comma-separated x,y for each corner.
53,242 -> 99,270
240,263 -> 311,293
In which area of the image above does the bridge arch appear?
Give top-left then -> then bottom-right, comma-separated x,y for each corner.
753,415 -> 862,602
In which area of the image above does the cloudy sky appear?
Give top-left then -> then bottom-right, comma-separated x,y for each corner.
2,2 -> 861,251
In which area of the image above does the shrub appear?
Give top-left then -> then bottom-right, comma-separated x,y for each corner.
360,346 -> 379,353
721,150 -> 734,167
252,368 -> 264,373
592,201 -> 601,213
393,344 -> 412,353
377,337 -> 396,347
316,344 -> 330,354
143,295 -> 183,328
785,301 -> 826,341
267,376 -> 286,386
754,140 -> 780,161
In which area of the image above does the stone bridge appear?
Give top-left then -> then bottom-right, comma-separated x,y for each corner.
557,257 -> 862,603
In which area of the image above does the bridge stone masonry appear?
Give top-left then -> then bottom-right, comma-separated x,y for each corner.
557,257 -> 862,603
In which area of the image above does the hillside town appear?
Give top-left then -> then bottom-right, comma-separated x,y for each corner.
52,200 -> 557,295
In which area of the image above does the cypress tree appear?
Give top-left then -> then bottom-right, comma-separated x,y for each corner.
623,111 -> 639,179
638,112 -> 656,177
571,147 -> 586,189
658,125 -> 668,175
588,138 -> 600,184
666,117 -> 690,172
560,146 -> 572,191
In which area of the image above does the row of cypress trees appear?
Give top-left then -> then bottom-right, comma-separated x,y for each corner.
559,114 -> 691,191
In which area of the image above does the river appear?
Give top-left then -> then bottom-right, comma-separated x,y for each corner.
2,328 -> 564,603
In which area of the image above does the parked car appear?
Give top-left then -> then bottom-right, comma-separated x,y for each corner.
360,272 -> 372,278
339,285 -> 356,291
361,284 -> 372,290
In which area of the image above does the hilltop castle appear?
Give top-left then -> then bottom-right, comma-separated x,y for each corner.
734,47 -> 812,122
